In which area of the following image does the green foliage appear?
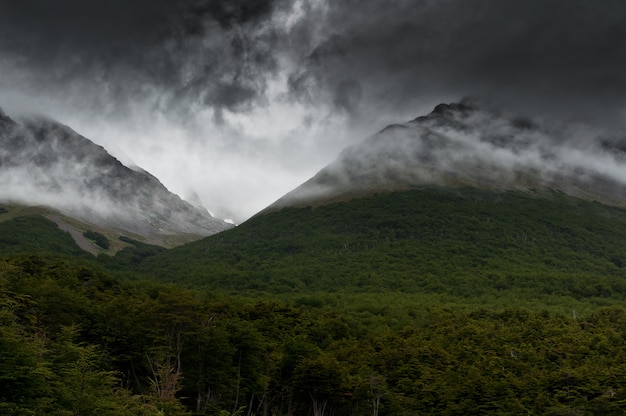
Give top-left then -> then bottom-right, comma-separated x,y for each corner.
0,215 -> 87,257
5,188 -> 626,414
83,230 -> 110,249
0,258 -> 145,415
132,188 -> 626,304
118,235 -> 142,245
3,255 -> 626,414
96,237 -> 166,275
113,236 -> 166,265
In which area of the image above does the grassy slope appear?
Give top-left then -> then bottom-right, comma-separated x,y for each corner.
0,206 -> 165,272
133,187 -> 626,308
0,204 -> 207,255
0,214 -> 89,258
0,204 -> 130,255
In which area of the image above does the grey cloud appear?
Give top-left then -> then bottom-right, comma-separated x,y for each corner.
0,0 -> 283,120
282,0 -> 626,127
0,112 -> 231,236
3,0 -> 624,125
185,0 -> 277,30
0,0 -> 279,57
211,83 -> 258,111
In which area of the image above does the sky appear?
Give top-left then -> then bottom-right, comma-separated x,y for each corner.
1,0 -> 625,222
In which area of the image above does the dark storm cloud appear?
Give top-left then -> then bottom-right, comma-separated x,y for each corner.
185,0 -> 277,29
0,0 -> 281,119
0,0 -> 278,57
283,0 -> 626,126
2,0 -> 624,125
0,1 -> 176,67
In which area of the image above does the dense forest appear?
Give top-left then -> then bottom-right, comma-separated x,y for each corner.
134,188 -> 626,302
3,188 -> 626,414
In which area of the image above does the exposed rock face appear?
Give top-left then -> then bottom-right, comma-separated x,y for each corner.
267,99 -> 626,210
0,110 -> 232,238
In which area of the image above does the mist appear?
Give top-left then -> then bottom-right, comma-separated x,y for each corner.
1,0 -> 625,221
0,113 -> 230,237
271,101 -> 626,210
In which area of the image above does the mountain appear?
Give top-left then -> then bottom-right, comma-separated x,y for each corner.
0,108 -> 232,246
126,100 -> 626,297
133,187 -> 626,299
266,98 -> 626,211
6,103 -> 626,416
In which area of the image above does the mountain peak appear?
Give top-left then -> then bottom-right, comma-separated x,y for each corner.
0,115 -> 232,243
264,100 -> 626,213
411,97 -> 481,124
431,99 -> 476,116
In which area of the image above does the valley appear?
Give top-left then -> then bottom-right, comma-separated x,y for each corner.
2,0 -> 625,413
3,186 -> 626,415
3,102 -> 626,415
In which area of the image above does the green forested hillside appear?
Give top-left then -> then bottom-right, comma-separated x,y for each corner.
0,214 -> 89,257
4,187 -> 626,415
134,188 -> 626,303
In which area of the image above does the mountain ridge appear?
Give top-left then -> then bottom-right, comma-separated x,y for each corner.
0,108 -> 232,245
263,99 -> 626,213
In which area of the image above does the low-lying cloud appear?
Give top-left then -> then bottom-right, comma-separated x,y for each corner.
272,101 -> 626,209
0,113 -> 231,236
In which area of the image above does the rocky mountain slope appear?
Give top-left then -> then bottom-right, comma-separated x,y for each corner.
266,99 -> 626,211
0,108 -> 232,243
